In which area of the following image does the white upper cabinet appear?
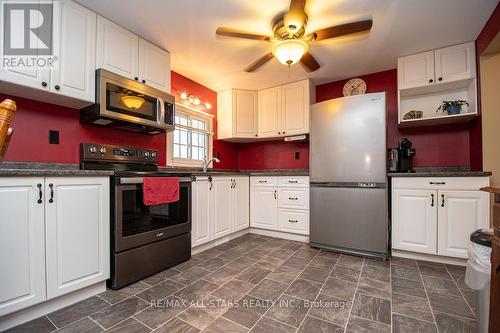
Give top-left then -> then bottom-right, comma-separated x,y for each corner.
437,190 -> 488,258
138,38 -> 171,92
217,89 -> 258,140
97,17 -> 171,92
392,189 -> 437,254
434,42 -> 476,83
258,86 -> 281,137
398,51 -> 435,90
45,177 -> 110,298
0,178 -> 46,316
398,42 -> 476,90
96,16 -> 139,80
281,80 -> 310,136
52,0 -> 96,102
218,80 -> 313,141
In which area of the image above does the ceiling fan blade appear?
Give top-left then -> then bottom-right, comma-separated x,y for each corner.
311,19 -> 373,41
299,52 -> 320,72
285,0 -> 307,33
216,27 -> 270,41
244,53 -> 274,72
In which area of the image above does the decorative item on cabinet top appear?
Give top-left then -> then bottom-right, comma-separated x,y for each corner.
0,99 -> 16,161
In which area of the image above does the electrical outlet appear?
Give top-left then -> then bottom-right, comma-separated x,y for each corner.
49,130 -> 59,144
295,151 -> 300,160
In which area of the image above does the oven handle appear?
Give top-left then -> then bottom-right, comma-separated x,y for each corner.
120,177 -> 192,184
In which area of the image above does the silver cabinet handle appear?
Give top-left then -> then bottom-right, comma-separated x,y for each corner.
274,190 -> 277,200
233,179 -> 236,188
430,182 -> 446,185
288,180 -> 298,183
441,194 -> 445,207
289,197 -> 298,200
431,194 -> 434,207
288,220 -> 298,223
258,180 -> 267,183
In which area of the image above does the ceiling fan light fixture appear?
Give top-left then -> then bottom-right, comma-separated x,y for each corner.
272,39 -> 308,66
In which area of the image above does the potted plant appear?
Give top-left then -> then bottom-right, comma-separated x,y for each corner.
436,100 -> 469,115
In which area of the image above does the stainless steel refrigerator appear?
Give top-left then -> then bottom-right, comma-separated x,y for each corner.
309,92 -> 389,259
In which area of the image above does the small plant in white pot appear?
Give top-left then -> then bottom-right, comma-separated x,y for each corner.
436,100 -> 469,115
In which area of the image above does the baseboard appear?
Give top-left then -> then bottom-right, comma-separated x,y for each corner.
191,229 -> 249,255
392,249 -> 467,266
0,282 -> 107,331
249,228 -> 309,243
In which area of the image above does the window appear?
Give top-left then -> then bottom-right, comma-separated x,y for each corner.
167,105 -> 213,167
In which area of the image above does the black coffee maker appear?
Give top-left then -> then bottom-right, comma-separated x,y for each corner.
387,138 -> 416,172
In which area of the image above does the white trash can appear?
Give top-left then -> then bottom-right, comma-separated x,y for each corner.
465,229 -> 493,333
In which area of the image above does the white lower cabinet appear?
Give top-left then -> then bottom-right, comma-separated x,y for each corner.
0,177 -> 110,316
45,178 -> 110,298
391,177 -> 489,259
250,187 -> 278,230
250,176 -> 309,235
191,176 -> 249,248
0,178 -> 46,316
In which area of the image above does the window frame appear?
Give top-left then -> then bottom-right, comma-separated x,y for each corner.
166,103 -> 214,168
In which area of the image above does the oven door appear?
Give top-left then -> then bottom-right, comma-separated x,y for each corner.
114,177 -> 191,252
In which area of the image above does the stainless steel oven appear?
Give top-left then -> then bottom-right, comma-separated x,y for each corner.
80,69 -> 175,135
114,176 -> 191,252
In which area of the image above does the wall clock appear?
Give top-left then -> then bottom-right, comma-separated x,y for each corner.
343,78 -> 367,96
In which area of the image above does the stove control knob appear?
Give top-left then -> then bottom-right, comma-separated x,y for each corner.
89,145 -> 97,154
144,151 -> 150,157
99,147 -> 107,154
151,151 -> 157,158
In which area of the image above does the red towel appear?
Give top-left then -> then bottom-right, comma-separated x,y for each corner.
143,177 -> 179,206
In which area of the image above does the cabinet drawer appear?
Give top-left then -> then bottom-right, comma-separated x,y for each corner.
251,177 -> 277,187
392,177 -> 490,190
278,188 -> 309,209
278,209 -> 309,235
278,177 -> 309,188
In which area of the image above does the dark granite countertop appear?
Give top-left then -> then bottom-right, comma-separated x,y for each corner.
158,167 -> 309,176
0,162 -> 114,177
388,170 -> 492,177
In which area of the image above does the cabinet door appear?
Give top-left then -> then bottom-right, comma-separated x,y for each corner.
0,178 -> 46,316
438,190 -> 489,258
96,16 -> 139,79
233,90 -> 258,138
192,179 -> 212,247
0,1 -> 50,90
397,51 -> 435,89
45,177 -> 110,299
212,177 -> 233,238
233,177 -> 250,232
258,86 -> 281,137
52,0 -> 96,102
250,187 -> 278,230
392,189 -> 437,254
281,80 -> 309,135
434,42 -> 475,83
138,38 -> 171,92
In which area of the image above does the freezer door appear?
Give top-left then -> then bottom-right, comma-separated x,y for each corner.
310,186 -> 388,255
310,93 -> 386,183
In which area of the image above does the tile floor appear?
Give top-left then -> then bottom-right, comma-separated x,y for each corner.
7,234 -> 477,333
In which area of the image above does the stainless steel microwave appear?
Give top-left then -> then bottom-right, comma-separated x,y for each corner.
80,69 -> 175,135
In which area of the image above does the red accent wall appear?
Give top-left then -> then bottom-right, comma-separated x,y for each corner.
3,71 -> 239,169
238,69 -> 471,169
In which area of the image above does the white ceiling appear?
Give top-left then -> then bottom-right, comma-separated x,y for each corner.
76,0 -> 498,91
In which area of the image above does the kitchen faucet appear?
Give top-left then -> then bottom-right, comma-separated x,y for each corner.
202,157 -> 220,172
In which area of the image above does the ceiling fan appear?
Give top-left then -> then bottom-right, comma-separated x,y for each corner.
215,0 -> 372,73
